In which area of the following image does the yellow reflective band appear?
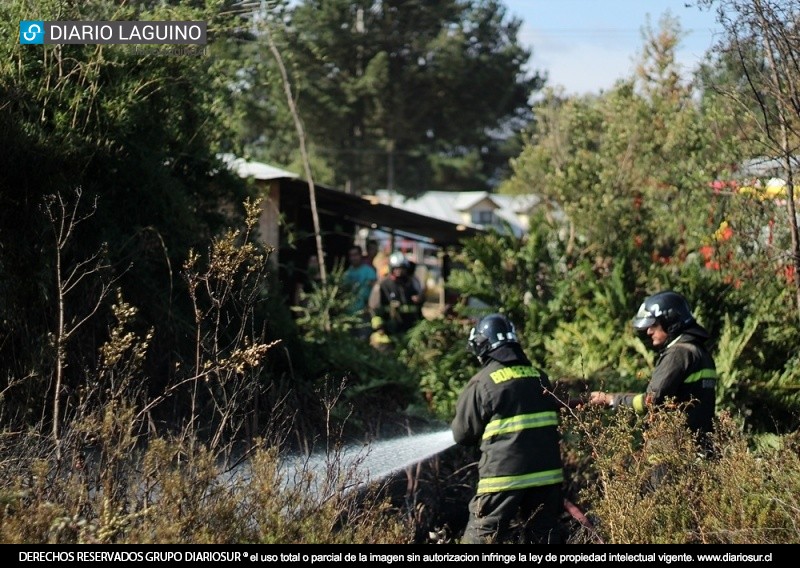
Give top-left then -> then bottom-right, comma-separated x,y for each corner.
685,368 -> 716,384
398,305 -> 419,313
632,393 -> 647,414
489,365 -> 539,384
477,468 -> 564,494
482,411 -> 558,439
370,333 -> 392,345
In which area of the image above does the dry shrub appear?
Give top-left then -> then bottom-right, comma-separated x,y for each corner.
567,405 -> 800,544
0,430 -> 411,543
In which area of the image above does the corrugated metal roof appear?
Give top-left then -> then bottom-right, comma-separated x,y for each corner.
286,181 -> 483,246
739,156 -> 800,178
219,153 -> 299,180
221,155 -> 484,246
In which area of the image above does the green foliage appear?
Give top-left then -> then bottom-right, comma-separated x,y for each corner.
543,260 -> 649,389
291,262 -> 365,339
713,305 -> 800,434
401,316 -> 477,420
502,16 -> 741,274
0,0 -> 251,422
290,272 -> 425,435
441,222 -> 647,398
447,214 -> 566,319
420,216 -> 800,434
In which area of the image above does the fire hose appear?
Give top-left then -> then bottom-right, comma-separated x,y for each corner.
563,498 -> 605,544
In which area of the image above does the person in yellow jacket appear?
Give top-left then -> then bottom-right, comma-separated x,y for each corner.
452,313 -> 564,544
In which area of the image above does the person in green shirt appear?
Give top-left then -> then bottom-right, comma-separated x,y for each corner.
342,245 -> 377,338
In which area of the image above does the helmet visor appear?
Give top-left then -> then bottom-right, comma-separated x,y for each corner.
632,303 -> 656,330
466,327 -> 479,355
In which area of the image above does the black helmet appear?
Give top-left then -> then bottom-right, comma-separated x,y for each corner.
467,313 -> 519,364
632,291 -> 695,335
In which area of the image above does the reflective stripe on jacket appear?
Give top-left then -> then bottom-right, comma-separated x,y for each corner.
452,357 -> 564,495
614,333 -> 716,435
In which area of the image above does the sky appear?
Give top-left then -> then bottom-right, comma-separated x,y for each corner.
502,0 -> 724,96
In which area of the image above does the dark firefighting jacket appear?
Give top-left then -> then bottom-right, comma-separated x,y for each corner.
451,345 -> 564,495
369,274 -> 422,334
612,324 -> 717,436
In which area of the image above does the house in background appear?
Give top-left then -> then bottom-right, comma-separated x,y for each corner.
369,190 -> 561,271
373,189 -> 556,238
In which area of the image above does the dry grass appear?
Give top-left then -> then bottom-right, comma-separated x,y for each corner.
3,392 -> 799,544
0,427 -> 412,544
562,405 -> 800,544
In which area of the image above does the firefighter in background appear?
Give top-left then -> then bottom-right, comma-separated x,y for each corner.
368,252 -> 424,340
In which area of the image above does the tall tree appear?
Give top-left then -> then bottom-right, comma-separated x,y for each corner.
215,0 -> 339,182
269,0 -> 542,195
0,0 -> 247,425
699,0 -> 800,322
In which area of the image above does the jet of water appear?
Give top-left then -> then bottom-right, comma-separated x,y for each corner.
345,429 -> 456,482
224,429 -> 457,502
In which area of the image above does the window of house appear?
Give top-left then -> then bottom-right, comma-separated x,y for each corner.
471,209 -> 494,225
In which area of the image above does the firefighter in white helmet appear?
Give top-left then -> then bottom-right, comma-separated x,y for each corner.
368,252 -> 423,339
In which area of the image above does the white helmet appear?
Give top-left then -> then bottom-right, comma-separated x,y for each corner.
388,252 -> 410,269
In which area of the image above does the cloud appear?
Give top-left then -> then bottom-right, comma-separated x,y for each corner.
532,43 -> 635,95
521,24 -> 710,96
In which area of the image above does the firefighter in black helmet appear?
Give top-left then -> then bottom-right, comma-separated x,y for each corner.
590,291 -> 717,454
452,314 -> 564,544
